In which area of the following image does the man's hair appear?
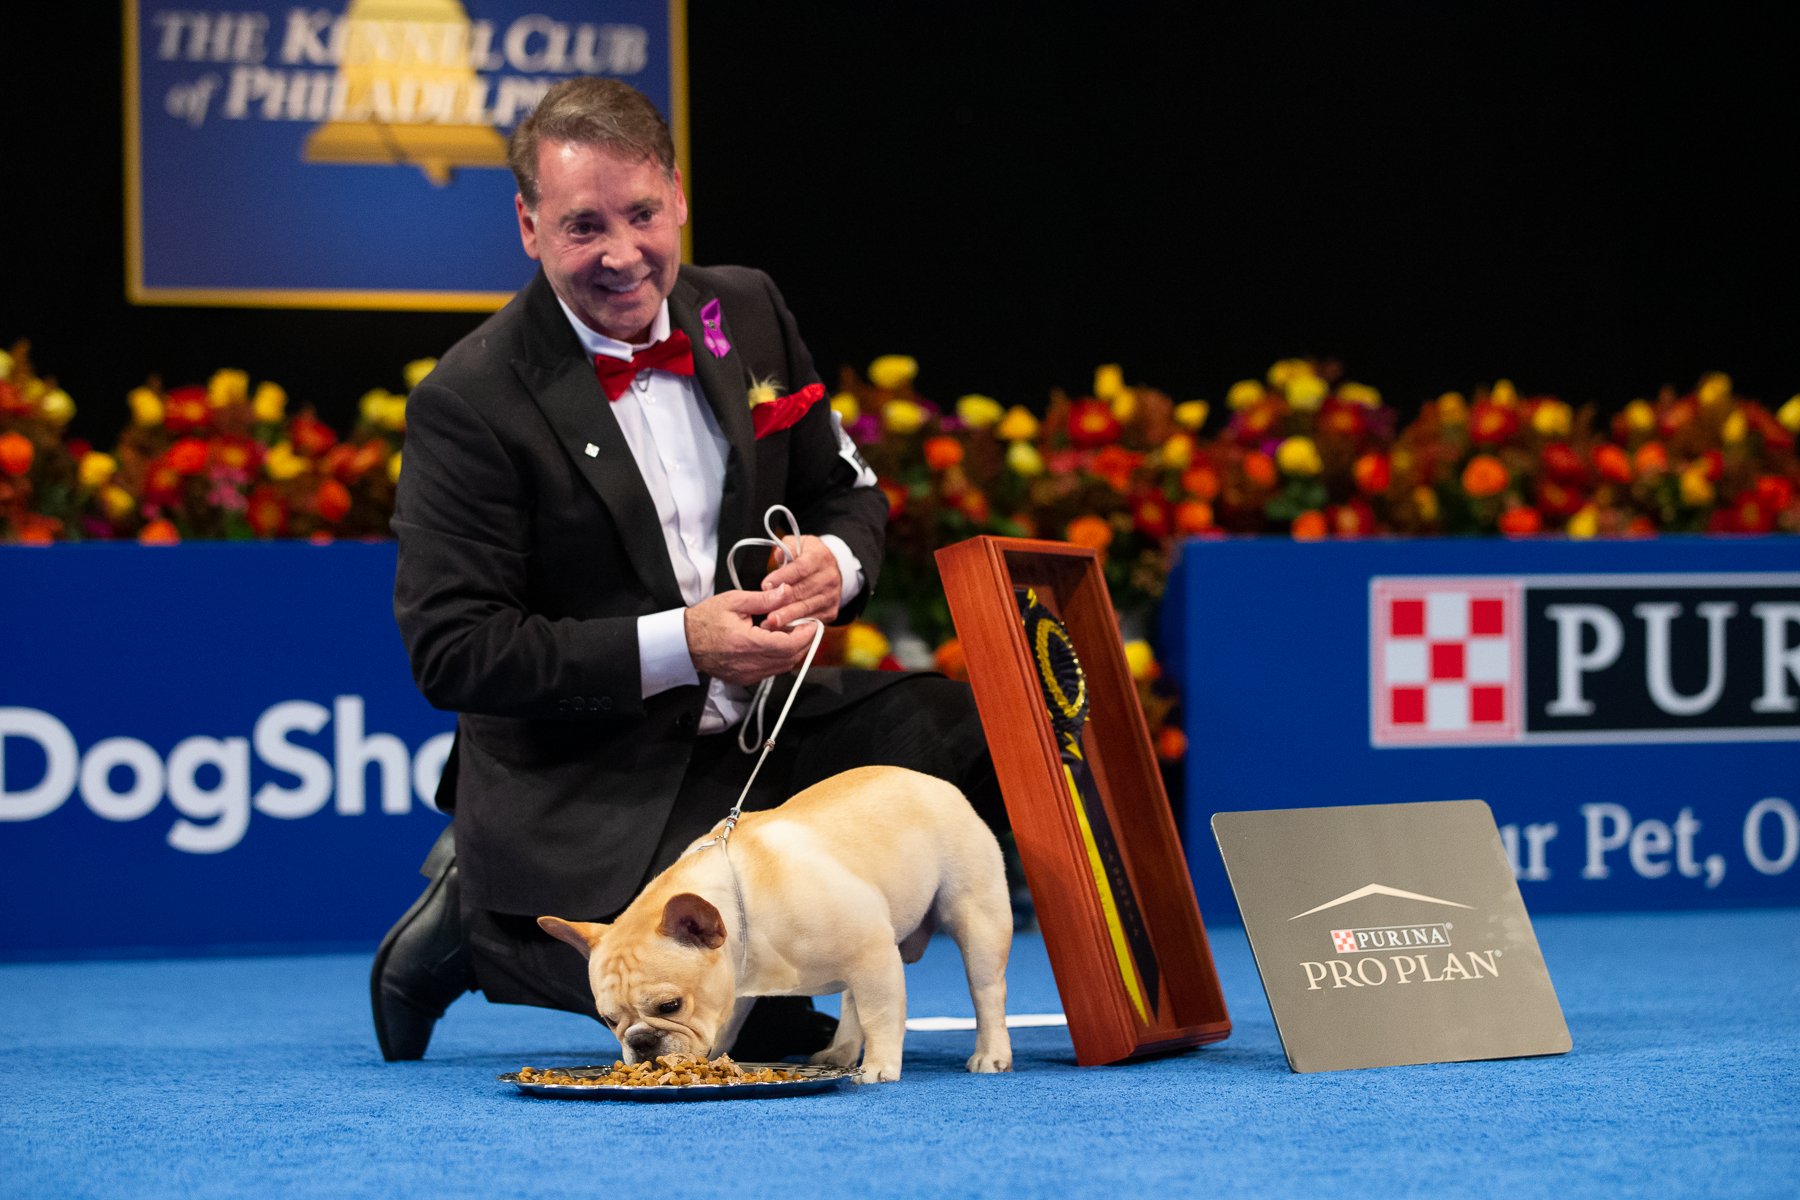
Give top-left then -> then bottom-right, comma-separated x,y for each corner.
508,78 -> 676,208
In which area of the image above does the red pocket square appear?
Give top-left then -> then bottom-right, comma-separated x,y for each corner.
750,382 -> 827,439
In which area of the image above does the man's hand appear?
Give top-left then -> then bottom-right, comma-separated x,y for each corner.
685,587 -> 818,686
760,535 -> 842,631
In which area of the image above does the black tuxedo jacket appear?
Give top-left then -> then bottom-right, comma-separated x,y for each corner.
393,265 -> 893,917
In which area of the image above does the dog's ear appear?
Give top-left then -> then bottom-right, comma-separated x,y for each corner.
537,915 -> 609,958
659,893 -> 727,949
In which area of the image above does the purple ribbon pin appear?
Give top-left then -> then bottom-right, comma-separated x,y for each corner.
699,298 -> 732,359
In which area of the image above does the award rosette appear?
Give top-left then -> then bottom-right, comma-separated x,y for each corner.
1016,587 -> 1161,1021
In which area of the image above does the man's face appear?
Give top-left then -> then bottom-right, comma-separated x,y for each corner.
516,140 -> 688,344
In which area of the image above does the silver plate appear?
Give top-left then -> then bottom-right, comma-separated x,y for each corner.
498,1063 -> 859,1102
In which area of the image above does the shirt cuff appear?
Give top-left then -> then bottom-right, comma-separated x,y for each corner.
819,534 -> 866,610
639,608 -> 699,698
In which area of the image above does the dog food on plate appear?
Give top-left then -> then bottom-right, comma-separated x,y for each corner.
514,1054 -> 801,1087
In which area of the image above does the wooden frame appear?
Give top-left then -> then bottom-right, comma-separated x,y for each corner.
937,536 -> 1231,1065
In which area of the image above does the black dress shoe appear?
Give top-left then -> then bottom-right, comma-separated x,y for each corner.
371,830 -> 476,1061
726,996 -> 838,1062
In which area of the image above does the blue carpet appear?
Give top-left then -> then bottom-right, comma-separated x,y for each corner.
2,910 -> 1795,1199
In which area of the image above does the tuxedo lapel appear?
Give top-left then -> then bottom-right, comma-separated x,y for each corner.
511,274 -> 684,609
669,276 -> 759,594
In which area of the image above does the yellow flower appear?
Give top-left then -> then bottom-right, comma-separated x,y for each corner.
361,389 -> 409,431
995,406 -> 1039,441
1624,399 -> 1656,434
208,368 -> 249,408
1412,485 -> 1439,523
1123,639 -> 1157,682
1679,464 -> 1715,507
1285,373 -> 1328,412
882,398 -> 926,434
1174,399 -> 1209,431
1006,441 -> 1045,477
747,379 -> 778,407
252,381 -> 287,423
1226,379 -> 1264,410
868,355 -> 918,390
265,441 -> 309,481
1276,436 -> 1322,476
1093,364 -> 1124,400
128,387 -> 164,427
1721,410 -> 1747,445
403,358 -> 438,390
1162,432 -> 1195,471
100,485 -> 135,521
956,394 -> 1003,429
1266,358 -> 1313,390
388,451 -> 403,485
843,622 -> 891,669
39,388 -> 75,426
1337,381 -> 1382,409
0,349 -> 11,380
1490,379 -> 1519,408
1697,372 -> 1732,408
1531,399 -> 1572,437
1109,387 -> 1138,422
1566,505 -> 1599,539
1437,392 -> 1468,426
1779,396 -> 1800,433
830,392 -> 859,423
78,452 -> 117,488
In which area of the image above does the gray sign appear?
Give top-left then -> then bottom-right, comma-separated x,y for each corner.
1213,800 -> 1571,1073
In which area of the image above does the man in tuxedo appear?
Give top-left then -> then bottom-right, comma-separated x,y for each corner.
371,77 -> 999,1061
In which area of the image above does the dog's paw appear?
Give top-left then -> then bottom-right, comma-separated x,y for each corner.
855,1060 -> 902,1083
966,1051 -> 1012,1073
809,1045 -> 860,1069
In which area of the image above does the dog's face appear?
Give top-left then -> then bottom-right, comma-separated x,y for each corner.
540,893 -> 738,1063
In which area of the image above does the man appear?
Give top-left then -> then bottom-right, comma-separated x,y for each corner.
372,77 -> 998,1062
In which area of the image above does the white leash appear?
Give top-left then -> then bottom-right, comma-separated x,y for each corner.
700,505 -> 827,848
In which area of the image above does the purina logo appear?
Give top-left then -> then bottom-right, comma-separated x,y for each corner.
1371,573 -> 1800,747
1293,883 -> 1498,992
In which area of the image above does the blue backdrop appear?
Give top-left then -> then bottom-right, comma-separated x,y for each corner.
1163,537 -> 1800,921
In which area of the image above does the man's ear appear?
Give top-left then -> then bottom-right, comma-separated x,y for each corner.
659,893 -> 726,950
516,193 -> 541,261
538,915 -> 608,958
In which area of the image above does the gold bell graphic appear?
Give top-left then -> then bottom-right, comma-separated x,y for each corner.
303,0 -> 508,187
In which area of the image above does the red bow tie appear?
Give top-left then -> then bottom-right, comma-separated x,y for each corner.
594,329 -> 696,401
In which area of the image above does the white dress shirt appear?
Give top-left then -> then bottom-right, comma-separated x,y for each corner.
558,298 -> 866,733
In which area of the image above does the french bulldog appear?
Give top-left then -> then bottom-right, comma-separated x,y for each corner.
538,764 -> 1013,1082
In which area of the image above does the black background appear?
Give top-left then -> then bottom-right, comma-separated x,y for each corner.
6,1 -> 1797,447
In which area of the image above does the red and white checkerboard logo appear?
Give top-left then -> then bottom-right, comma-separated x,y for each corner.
1331,929 -> 1358,953
1372,578 -> 1522,746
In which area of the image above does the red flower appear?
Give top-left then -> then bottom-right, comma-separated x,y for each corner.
315,478 -> 352,523
956,488 -> 991,524
246,486 -> 289,537
1592,444 -> 1633,484
144,461 -> 184,507
1541,442 -> 1587,485
1352,452 -> 1390,495
1497,506 -> 1543,536
1318,399 -> 1365,440
1089,446 -> 1143,492
166,438 -> 210,476
289,412 -> 339,458
1697,449 -> 1724,481
1181,463 -> 1220,500
1535,479 -> 1585,519
1241,451 -> 1277,490
1131,491 -> 1171,538
164,386 -> 211,434
1173,498 -> 1214,535
1754,474 -> 1795,514
1470,402 -> 1520,445
1155,725 -> 1188,762
1328,499 -> 1377,537
1290,510 -> 1327,540
210,436 -> 263,474
0,431 -> 33,476
1068,399 -> 1121,449
923,436 -> 965,471
879,480 -> 906,517
0,380 -> 30,415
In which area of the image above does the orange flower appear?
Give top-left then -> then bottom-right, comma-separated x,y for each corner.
1593,444 -> 1633,484
956,488 -> 991,524
932,638 -> 968,681
1291,510 -> 1328,540
14,516 -> 58,545
1180,464 -> 1220,501
0,431 -> 33,476
1241,451 -> 1277,489
315,478 -> 352,523
1352,452 -> 1390,495
1497,506 -> 1543,536
1174,498 -> 1214,535
1461,454 -> 1508,498
1155,725 -> 1188,762
138,519 -> 181,545
166,438 -> 210,476
879,480 -> 906,517
1066,514 -> 1113,552
923,436 -> 965,471
1470,402 -> 1519,445
246,486 -> 288,537
1633,441 -> 1669,476
289,412 -> 338,458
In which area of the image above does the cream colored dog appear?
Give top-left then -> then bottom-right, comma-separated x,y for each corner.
538,765 -> 1013,1083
